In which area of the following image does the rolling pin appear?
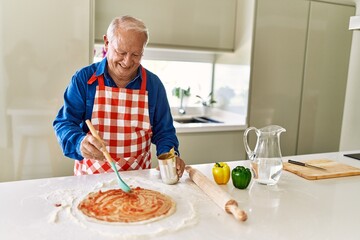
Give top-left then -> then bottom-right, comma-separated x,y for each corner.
185,166 -> 247,222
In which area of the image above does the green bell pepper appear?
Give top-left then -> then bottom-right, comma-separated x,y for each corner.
231,166 -> 252,189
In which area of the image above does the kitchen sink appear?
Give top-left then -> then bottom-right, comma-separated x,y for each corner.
174,116 -> 223,124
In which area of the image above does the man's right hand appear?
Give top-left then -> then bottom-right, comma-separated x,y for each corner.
80,134 -> 106,161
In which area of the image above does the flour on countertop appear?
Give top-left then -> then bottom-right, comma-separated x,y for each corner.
44,176 -> 200,239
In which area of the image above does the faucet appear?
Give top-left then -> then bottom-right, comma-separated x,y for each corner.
178,89 -> 186,115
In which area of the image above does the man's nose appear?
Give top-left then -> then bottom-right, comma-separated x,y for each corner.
122,53 -> 132,66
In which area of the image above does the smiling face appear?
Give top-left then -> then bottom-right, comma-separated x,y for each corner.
104,28 -> 147,86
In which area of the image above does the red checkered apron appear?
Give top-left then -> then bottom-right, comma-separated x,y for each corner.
74,66 -> 152,175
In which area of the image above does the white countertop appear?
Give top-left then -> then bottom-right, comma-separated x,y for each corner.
171,107 -> 247,133
1,150 -> 360,240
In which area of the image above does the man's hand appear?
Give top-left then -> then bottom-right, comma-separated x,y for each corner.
80,134 -> 106,161
176,156 -> 186,178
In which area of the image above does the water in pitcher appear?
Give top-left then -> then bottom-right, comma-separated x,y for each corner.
251,158 -> 283,185
244,125 -> 286,185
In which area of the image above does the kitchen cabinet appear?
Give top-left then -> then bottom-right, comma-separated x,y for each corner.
150,107 -> 247,166
297,1 -> 354,154
248,0 -> 354,156
175,131 -> 245,165
95,0 -> 237,51
151,131 -> 246,166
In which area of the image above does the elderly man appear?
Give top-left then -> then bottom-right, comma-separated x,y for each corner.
53,16 -> 185,177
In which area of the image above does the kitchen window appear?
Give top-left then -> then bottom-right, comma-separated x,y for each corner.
141,60 -> 213,108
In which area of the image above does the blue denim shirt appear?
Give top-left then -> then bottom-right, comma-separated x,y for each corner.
53,58 -> 179,160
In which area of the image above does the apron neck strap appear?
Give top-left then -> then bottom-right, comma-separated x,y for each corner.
87,73 -> 105,86
140,66 -> 147,91
88,66 -> 146,89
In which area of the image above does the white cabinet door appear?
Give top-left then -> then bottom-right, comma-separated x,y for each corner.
175,131 -> 245,165
248,0 -> 354,156
248,0 -> 309,156
297,2 -> 354,154
95,0 -> 237,51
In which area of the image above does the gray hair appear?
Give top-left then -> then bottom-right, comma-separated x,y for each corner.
106,15 -> 149,46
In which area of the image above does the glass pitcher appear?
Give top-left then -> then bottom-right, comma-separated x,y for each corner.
243,125 -> 286,185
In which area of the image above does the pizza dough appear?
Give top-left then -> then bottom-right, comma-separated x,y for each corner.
77,187 -> 176,223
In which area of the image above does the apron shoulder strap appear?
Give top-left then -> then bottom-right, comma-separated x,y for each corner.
141,66 -> 147,91
87,73 -> 105,86
89,68 -> 144,88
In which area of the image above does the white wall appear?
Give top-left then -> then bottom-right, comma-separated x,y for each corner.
340,0 -> 360,150
0,0 -> 92,181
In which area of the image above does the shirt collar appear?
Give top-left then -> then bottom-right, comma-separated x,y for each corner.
95,58 -> 143,86
94,58 -> 107,77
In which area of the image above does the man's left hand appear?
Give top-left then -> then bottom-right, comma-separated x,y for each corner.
176,156 -> 186,178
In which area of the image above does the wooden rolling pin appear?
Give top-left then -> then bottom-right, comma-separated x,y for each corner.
186,165 -> 247,222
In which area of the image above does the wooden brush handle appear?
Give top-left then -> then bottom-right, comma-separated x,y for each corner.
85,120 -> 113,164
186,166 -> 247,222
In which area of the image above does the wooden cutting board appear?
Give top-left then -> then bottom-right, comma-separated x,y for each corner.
283,159 -> 360,180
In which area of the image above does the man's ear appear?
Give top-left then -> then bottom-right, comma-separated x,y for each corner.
103,35 -> 109,51
103,35 -> 109,45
